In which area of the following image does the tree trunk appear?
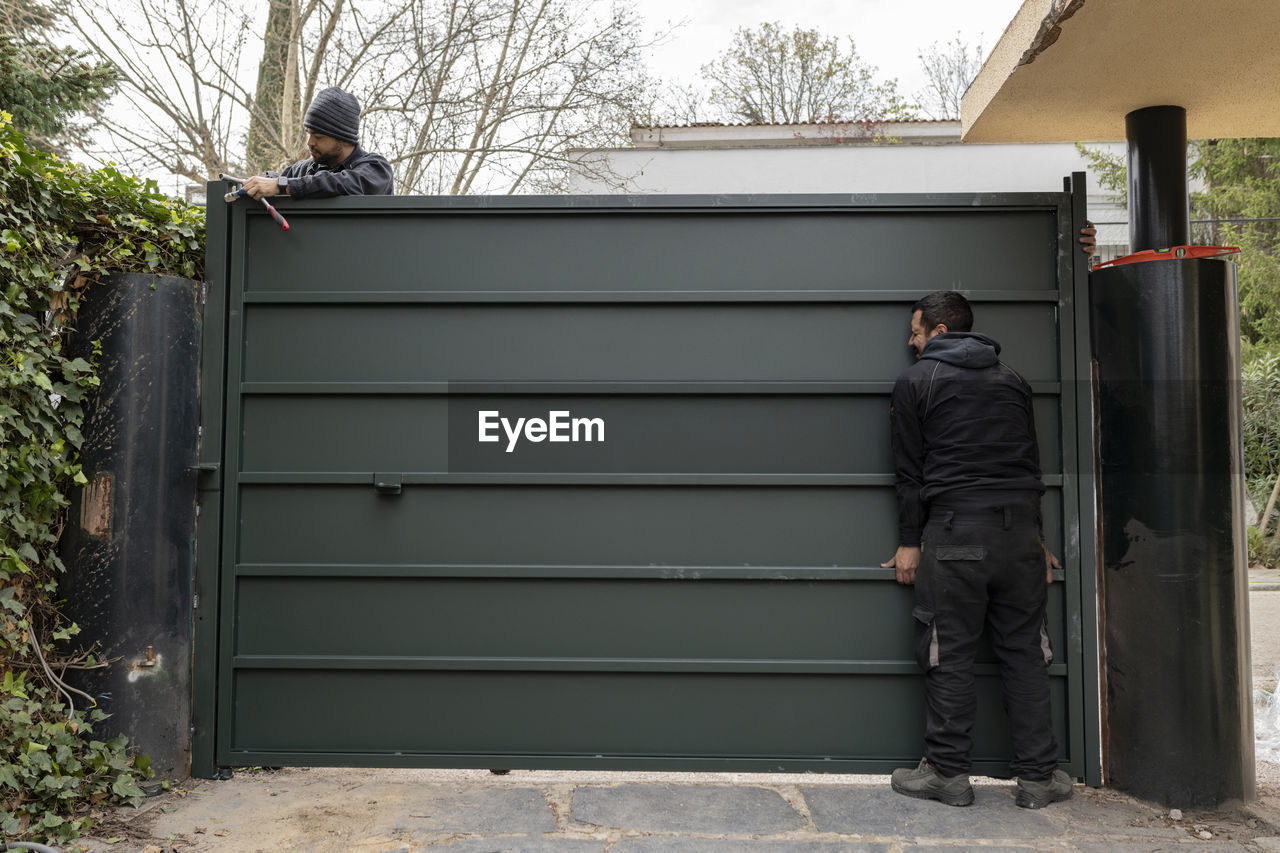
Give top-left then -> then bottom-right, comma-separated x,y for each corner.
1262,470 -> 1280,537
245,0 -> 293,173
281,0 -> 302,156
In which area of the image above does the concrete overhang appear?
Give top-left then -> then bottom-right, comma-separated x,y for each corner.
962,0 -> 1280,142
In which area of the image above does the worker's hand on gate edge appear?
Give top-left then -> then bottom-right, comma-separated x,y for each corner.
241,175 -> 282,199
882,545 -> 921,586
1079,221 -> 1097,258
1041,541 -> 1062,584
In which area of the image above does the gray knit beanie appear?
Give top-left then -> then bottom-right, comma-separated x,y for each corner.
304,87 -> 361,144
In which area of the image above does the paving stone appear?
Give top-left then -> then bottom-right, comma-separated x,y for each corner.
380,786 -> 555,835
415,839 -> 606,852
801,786 -> 1062,839
612,841 -> 888,853
571,784 -> 807,834
1073,843 -> 1252,853
899,847 -> 1040,853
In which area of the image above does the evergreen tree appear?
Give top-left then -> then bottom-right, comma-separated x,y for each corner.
0,0 -> 115,153
1191,138 -> 1280,347
1076,137 -> 1280,347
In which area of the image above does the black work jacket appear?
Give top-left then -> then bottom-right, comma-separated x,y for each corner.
889,332 -> 1045,546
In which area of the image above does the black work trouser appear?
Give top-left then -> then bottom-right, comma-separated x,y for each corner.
911,501 -> 1058,779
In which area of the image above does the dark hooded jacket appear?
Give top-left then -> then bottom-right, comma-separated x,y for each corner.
889,332 -> 1044,546
277,145 -> 394,198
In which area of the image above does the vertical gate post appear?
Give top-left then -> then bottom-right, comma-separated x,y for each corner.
1092,256 -> 1254,807
62,273 -> 201,780
1093,102 -> 1254,808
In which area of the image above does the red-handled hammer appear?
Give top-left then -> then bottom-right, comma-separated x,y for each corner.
220,173 -> 290,231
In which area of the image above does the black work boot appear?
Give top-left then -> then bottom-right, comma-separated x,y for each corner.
891,758 -> 975,806
1015,769 -> 1073,808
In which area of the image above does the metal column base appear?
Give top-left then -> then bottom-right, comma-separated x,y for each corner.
1091,257 -> 1253,807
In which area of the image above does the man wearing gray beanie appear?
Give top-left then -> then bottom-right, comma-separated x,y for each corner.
242,86 -> 394,199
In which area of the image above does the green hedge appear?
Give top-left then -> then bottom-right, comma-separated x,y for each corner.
0,110 -> 204,843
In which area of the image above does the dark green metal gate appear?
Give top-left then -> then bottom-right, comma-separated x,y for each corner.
194,183 -> 1100,782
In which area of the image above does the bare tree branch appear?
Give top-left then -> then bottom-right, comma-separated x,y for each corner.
698,22 -> 912,125
915,34 -> 985,121
68,0 -> 654,194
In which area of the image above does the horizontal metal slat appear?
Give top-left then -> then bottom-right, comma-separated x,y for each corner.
240,381 -> 893,395
238,381 -> 1063,396
212,752 -> 1037,775
243,193 -> 1069,212
233,472 -> 1065,487
242,289 -> 1061,304
230,655 -> 1070,677
235,472 -> 894,486
232,563 -> 1067,582
234,563 -> 898,580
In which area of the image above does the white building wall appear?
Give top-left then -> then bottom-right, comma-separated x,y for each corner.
569,137 -> 1132,258
571,141 -> 1123,196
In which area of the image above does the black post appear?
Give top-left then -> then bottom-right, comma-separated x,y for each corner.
62,273 -> 201,780
1125,105 -> 1189,252
1091,257 -> 1253,807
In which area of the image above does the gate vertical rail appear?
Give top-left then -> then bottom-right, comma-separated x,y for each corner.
192,192 -> 231,778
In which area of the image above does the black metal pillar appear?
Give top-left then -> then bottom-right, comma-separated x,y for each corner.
1091,258 -> 1253,807
1125,105 -> 1189,251
62,273 -> 200,780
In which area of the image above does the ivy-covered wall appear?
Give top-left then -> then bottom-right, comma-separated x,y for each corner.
0,111 -> 204,844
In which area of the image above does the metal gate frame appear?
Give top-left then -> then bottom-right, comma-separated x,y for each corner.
192,178 -> 1100,783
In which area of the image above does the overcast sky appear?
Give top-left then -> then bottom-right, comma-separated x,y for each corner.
637,0 -> 1027,105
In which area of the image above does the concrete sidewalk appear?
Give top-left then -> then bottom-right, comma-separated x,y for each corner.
74,766 -> 1280,853
1252,566 -> 1280,591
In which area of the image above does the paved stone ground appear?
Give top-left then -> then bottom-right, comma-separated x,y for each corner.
1252,567 -> 1280,592
70,768 -> 1280,852
53,580 -> 1280,853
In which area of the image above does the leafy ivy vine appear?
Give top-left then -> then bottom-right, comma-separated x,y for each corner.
0,111 -> 204,844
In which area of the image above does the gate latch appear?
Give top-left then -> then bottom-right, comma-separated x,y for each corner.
373,473 -> 402,496
193,462 -> 221,492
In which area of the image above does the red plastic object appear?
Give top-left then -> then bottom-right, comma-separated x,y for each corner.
1093,245 -> 1239,271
